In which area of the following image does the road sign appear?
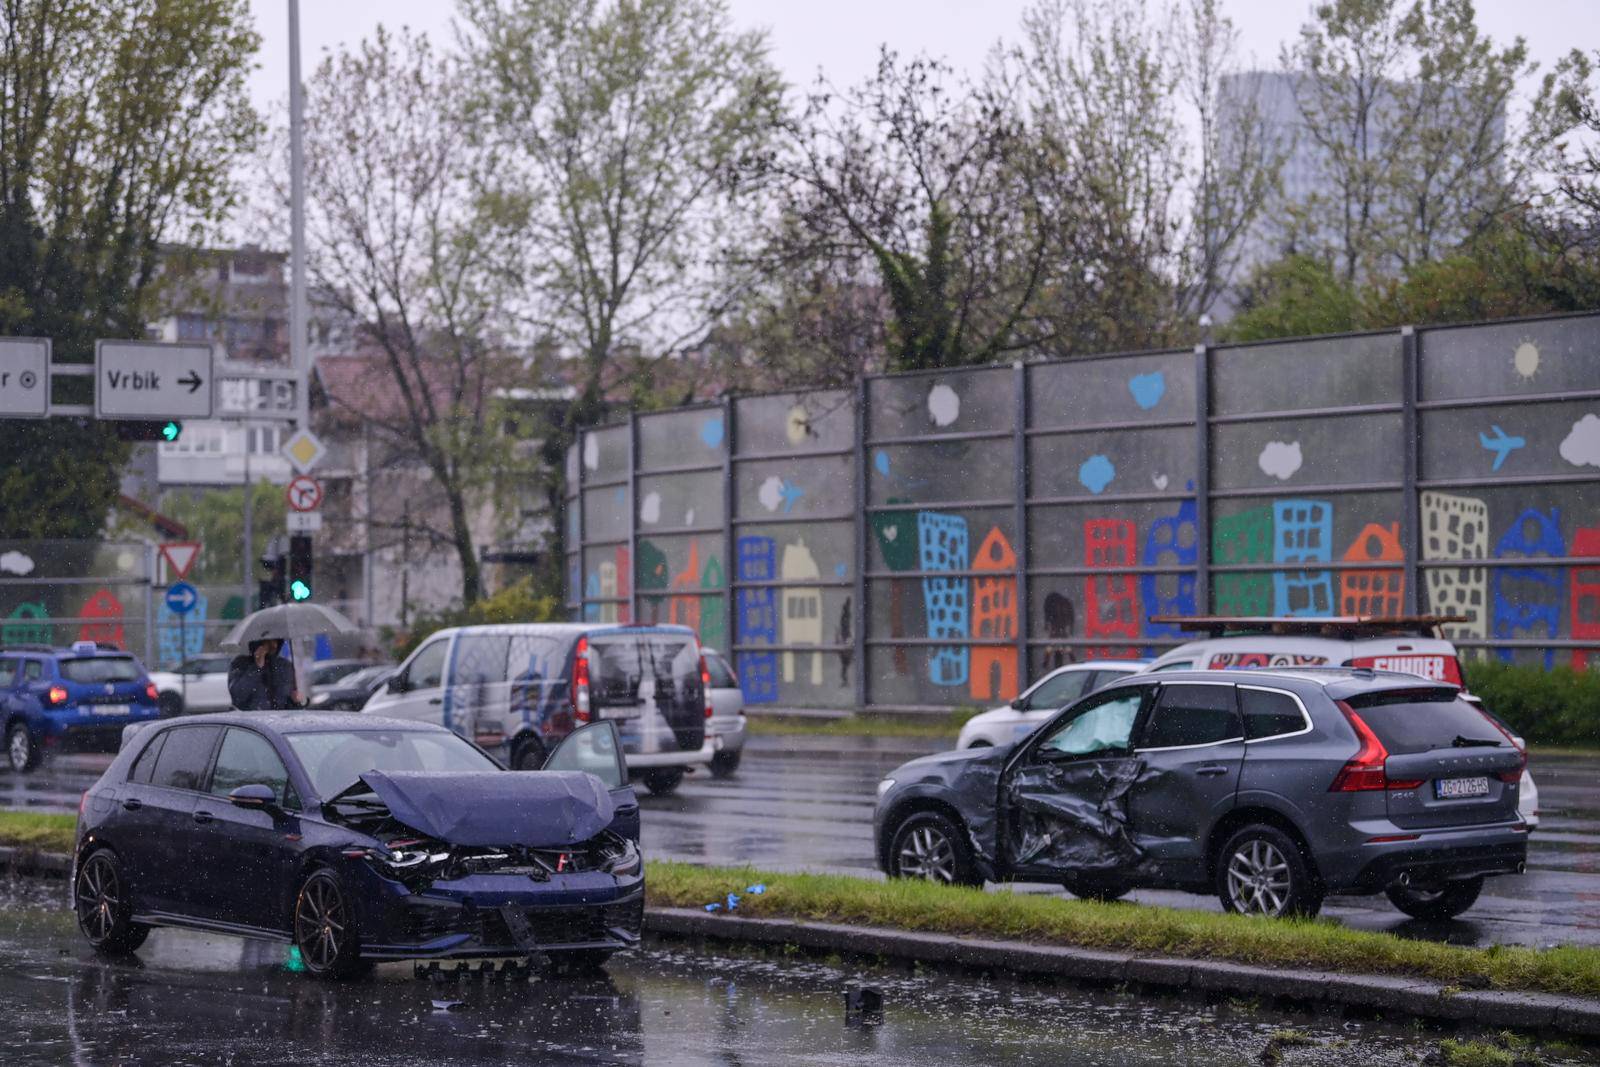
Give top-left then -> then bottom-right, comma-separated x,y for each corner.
286,511 -> 323,532
95,340 -> 213,420
164,581 -> 199,616
283,428 -> 325,474
159,541 -> 201,580
0,337 -> 49,419
286,475 -> 323,512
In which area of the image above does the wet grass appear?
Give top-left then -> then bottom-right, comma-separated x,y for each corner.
0,810 -> 75,853
647,861 -> 1600,1000
746,710 -> 977,741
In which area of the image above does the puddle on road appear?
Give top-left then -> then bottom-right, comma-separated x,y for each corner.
5,880 -> 1595,1066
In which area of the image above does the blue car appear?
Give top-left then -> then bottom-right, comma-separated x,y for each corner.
71,713 -> 642,978
1,642 -> 161,772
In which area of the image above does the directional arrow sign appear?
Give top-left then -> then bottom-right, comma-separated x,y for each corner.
95,340 -> 213,420
164,581 -> 199,616
0,337 -> 49,419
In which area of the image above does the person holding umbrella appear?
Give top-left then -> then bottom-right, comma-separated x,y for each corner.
222,601 -> 360,712
228,639 -> 303,710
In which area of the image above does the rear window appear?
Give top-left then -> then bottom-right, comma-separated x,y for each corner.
1343,689 -> 1505,754
588,631 -> 701,711
704,653 -> 737,690
61,657 -> 140,683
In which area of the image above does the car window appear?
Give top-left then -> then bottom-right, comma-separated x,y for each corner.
128,731 -> 167,784
0,658 -> 15,687
1240,688 -> 1308,741
60,657 -> 140,684
1149,660 -> 1194,672
452,634 -> 512,686
404,637 -> 450,691
704,653 -> 738,690
544,722 -> 627,789
210,728 -> 298,808
23,659 -> 43,682
1343,688 -> 1503,755
1087,668 -> 1135,692
148,725 -> 222,792
1140,684 -> 1241,749
1036,690 -> 1145,758
1026,670 -> 1092,710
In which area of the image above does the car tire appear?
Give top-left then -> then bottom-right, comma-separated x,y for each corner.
510,736 -> 546,772
1385,876 -> 1484,920
74,849 -> 150,955
546,948 -> 616,973
7,722 -> 41,772
1215,824 -> 1323,919
886,810 -> 982,887
1062,877 -> 1131,903
640,768 -> 684,795
157,692 -> 184,717
293,868 -> 366,980
709,750 -> 741,778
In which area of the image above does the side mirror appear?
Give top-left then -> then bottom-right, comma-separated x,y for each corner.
1009,697 -> 1027,711
387,676 -> 406,694
228,783 -> 278,811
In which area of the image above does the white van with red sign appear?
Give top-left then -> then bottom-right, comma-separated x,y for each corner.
1142,616 -> 1538,828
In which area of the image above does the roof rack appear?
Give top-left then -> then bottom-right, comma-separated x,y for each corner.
1148,615 -> 1470,639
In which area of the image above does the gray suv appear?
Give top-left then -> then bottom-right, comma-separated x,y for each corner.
873,669 -> 1528,919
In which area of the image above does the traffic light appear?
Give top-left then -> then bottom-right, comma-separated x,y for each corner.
114,420 -> 183,442
161,421 -> 182,442
288,534 -> 313,602
258,536 -> 287,608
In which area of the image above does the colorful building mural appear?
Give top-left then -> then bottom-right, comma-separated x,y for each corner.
969,527 -> 1019,700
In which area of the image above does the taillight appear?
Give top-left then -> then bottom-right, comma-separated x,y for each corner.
699,653 -> 713,719
1330,700 -> 1422,791
571,636 -> 591,723
47,686 -> 68,707
145,683 -> 158,701
78,791 -> 88,818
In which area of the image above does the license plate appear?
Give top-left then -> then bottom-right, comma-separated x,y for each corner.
1435,775 -> 1490,799
600,705 -> 640,720
96,704 -> 130,716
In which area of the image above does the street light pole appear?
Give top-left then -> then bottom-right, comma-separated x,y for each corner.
288,0 -> 308,435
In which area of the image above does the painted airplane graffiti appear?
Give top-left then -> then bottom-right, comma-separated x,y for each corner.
1478,425 -> 1526,472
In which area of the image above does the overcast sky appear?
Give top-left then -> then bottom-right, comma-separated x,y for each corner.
247,0 -> 1598,113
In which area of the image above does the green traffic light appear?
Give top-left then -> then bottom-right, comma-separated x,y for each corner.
161,421 -> 182,442
289,579 -> 311,601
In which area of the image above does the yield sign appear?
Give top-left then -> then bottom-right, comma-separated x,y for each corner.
159,541 -> 201,580
286,475 -> 323,513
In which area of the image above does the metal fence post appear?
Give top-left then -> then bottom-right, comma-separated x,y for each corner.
1194,344 -> 1212,616
1400,326 -> 1420,614
854,377 -> 869,710
1013,361 -> 1029,686
627,412 -> 639,624
722,395 -> 736,656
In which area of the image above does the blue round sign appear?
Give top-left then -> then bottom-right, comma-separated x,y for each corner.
165,581 -> 199,616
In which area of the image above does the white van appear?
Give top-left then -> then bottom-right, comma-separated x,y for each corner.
363,623 -> 717,795
1143,615 -> 1539,827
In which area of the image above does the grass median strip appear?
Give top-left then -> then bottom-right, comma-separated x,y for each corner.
0,810 -> 75,854
647,861 -> 1600,1000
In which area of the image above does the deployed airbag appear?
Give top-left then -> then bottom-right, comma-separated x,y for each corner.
1006,758 -> 1148,872
359,770 -> 616,847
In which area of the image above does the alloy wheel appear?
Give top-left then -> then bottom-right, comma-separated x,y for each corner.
8,727 -> 31,771
1225,838 -> 1293,916
896,825 -> 957,883
76,854 -> 121,943
295,875 -> 347,971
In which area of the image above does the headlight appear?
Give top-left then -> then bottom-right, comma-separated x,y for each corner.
607,839 -> 642,878
876,778 -> 896,798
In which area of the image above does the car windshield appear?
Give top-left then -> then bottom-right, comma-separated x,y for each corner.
285,729 -> 499,799
60,657 -> 140,683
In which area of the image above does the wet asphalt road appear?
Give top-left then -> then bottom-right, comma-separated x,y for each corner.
7,737 -> 1599,949
2,878 -> 1589,1067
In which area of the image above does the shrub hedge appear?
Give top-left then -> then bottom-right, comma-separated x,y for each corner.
1462,660 -> 1600,748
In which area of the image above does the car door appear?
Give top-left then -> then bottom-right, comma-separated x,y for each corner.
367,634 -> 452,723
998,685 -> 1154,879
1125,682 -> 1245,881
117,724 -> 223,915
189,726 -> 304,931
542,721 -> 640,843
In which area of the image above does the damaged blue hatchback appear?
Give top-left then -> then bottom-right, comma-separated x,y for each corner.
71,713 -> 642,978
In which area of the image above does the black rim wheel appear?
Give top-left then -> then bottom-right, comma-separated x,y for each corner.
295,873 -> 348,972
76,853 -> 122,943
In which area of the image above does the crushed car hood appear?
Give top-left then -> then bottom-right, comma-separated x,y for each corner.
357,770 -> 616,848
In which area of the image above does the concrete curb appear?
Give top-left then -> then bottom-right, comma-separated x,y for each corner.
7,845 -> 1596,1039
643,907 -> 1600,1039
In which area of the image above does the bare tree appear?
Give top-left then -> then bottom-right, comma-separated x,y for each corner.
270,26 -> 522,606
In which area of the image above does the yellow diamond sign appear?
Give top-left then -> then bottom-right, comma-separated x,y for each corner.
283,429 -> 326,474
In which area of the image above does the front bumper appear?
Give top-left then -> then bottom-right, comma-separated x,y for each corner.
1332,822 -> 1529,894
361,869 -> 645,960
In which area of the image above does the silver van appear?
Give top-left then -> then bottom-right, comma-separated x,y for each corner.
363,623 -> 715,794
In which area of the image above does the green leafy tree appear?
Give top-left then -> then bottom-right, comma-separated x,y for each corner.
159,481 -> 286,587
385,577 -> 561,660
0,0 -> 259,539
1223,255 -> 1362,342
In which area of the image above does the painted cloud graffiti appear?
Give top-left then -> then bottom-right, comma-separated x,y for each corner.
1559,414 -> 1600,468
0,550 -> 34,575
1078,455 -> 1115,494
1258,440 -> 1303,481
